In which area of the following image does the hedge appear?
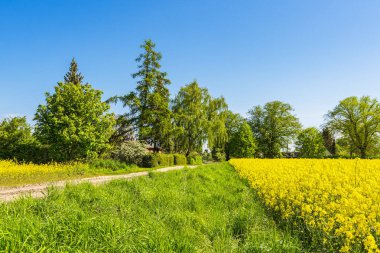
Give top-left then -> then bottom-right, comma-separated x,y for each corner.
187,154 -> 203,165
140,153 -> 175,168
173,154 -> 187,165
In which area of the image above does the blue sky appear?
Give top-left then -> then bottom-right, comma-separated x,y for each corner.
1,0 -> 379,128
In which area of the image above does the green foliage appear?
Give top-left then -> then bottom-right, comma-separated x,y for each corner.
326,96 -> 380,158
228,121 -> 256,158
173,154 -> 187,165
335,136 -> 358,157
187,153 -> 203,165
172,81 -> 229,157
295,127 -> 326,158
34,81 -> 115,162
0,164 -> 302,252
109,115 -> 135,145
63,58 -> 84,85
322,127 -> 336,156
155,153 -> 174,167
202,149 -> 213,163
0,117 -> 52,163
140,154 -> 156,168
111,140 -> 147,165
172,81 -> 210,155
112,40 -> 172,151
248,101 -> 301,158
211,148 -> 226,162
89,159 -> 131,171
224,111 -> 245,160
0,116 -> 33,159
140,153 -> 175,167
207,97 -> 229,157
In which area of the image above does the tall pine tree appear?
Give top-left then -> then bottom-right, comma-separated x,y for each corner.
113,40 -> 172,151
64,58 -> 84,84
322,127 -> 336,156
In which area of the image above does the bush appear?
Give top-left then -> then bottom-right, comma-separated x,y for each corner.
112,141 -> 147,165
140,154 -> 156,168
212,148 -> 226,162
155,154 -> 174,167
187,154 -> 203,165
140,153 -> 175,168
173,154 -> 187,165
89,159 -> 130,171
202,150 -> 213,163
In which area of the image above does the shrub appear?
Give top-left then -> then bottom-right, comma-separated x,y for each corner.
155,154 -> 174,167
187,154 -> 203,165
112,141 -> 147,165
202,150 -> 213,163
140,153 -> 175,168
212,148 -> 226,162
173,154 -> 187,165
140,154 -> 157,168
0,117 -> 52,163
89,159 -> 130,171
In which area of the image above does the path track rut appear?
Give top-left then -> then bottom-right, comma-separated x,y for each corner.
0,165 -> 197,202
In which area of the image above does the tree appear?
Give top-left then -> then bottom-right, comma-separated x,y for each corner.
111,40 -> 172,151
228,121 -> 256,158
224,111 -> 245,160
336,135 -> 358,157
172,81 -> 211,156
207,97 -> 229,161
34,81 -> 115,161
248,101 -> 301,158
322,127 -> 336,156
109,115 -> 135,145
296,127 -> 326,158
0,116 -> 34,159
326,96 -> 380,158
64,58 -> 84,85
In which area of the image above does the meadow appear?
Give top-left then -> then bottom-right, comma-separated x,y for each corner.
0,163 -> 302,252
230,159 -> 380,253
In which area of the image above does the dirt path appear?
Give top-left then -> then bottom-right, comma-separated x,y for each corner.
0,165 -> 198,202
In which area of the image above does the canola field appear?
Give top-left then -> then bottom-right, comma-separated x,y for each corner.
229,159 -> 380,253
0,160 -> 87,186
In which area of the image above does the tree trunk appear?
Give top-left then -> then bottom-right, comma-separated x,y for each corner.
360,148 -> 366,159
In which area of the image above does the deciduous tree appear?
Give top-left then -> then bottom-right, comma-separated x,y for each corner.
296,127 -> 326,158
326,96 -> 380,158
248,101 -> 301,158
172,81 -> 210,156
228,121 -> 256,158
35,66 -> 115,161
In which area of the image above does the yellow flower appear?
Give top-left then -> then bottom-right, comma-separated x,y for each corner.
229,158 -> 380,252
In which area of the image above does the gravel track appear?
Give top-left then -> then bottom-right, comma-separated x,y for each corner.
0,165 -> 197,202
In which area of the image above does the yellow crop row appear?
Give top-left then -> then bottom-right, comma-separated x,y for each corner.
0,160 -> 88,186
229,158 -> 380,253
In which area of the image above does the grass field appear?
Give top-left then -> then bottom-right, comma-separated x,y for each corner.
0,163 -> 302,252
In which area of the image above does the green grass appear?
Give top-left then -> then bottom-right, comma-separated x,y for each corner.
0,159 -> 156,187
0,163 -> 302,252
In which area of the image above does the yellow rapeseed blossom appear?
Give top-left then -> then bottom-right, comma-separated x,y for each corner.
230,158 -> 380,252
0,160 -> 87,186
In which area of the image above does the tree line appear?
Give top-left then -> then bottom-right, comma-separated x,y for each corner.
1,39 -> 380,164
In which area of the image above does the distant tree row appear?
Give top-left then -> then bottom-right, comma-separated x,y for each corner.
1,40 -> 380,163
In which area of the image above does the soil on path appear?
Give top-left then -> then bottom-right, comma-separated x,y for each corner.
0,165 -> 197,202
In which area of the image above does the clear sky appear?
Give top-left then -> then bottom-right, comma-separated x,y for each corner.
1,0 -> 379,128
